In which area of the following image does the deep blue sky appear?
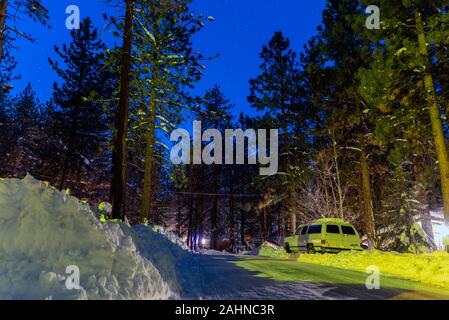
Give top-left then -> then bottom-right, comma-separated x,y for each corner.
11,0 -> 326,116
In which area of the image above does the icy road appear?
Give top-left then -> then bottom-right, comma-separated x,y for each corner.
175,254 -> 449,300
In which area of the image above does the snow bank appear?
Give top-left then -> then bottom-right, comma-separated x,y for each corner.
152,226 -> 191,252
130,225 -> 189,293
0,175 -> 175,300
199,249 -> 234,256
253,242 -> 291,259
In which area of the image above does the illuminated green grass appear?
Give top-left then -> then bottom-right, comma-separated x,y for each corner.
234,256 -> 449,300
299,250 -> 449,290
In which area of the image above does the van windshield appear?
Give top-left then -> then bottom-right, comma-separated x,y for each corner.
341,226 -> 356,235
308,225 -> 322,234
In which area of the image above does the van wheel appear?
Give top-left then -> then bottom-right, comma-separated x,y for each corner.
307,244 -> 316,254
284,243 -> 291,253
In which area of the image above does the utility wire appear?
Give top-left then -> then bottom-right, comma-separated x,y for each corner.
164,191 -> 262,198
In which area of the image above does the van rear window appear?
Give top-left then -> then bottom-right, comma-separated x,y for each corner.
326,224 -> 340,234
307,225 -> 322,234
341,226 -> 356,235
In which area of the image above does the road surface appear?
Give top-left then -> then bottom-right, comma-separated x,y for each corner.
175,253 -> 449,300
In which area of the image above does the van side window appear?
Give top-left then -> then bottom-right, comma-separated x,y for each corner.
341,226 -> 356,235
326,224 -> 340,234
301,226 -> 308,235
307,225 -> 322,234
295,227 -> 302,235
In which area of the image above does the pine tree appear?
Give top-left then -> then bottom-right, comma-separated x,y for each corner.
49,18 -> 115,190
298,0 -> 379,243
134,0 -> 211,223
12,82 -> 41,134
2,83 -> 46,177
197,85 -> 233,249
109,0 -> 134,220
359,0 -> 449,223
248,31 -> 302,234
0,55 -> 14,157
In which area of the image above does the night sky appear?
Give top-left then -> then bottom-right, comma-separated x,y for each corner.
11,0 -> 326,116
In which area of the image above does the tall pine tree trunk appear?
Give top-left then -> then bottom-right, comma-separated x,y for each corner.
140,15 -> 161,223
240,192 -> 245,245
280,96 -> 297,234
141,84 -> 157,223
330,125 -> 344,218
210,169 -> 219,250
229,174 -> 235,250
415,9 -> 449,224
187,194 -> 194,249
414,160 -> 435,244
360,135 -> 375,246
289,191 -> 296,234
0,0 -> 8,62
266,209 -> 272,241
259,208 -> 266,241
59,153 -> 70,190
110,0 -> 134,220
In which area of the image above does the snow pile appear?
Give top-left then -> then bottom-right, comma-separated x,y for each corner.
0,175 -> 175,300
199,249 -> 234,256
253,242 -> 291,259
130,225 -> 190,292
151,227 -> 191,252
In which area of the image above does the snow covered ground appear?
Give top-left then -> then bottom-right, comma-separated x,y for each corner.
0,176 -> 174,300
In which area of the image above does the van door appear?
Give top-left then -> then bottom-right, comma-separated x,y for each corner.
299,225 -> 309,251
306,225 -> 322,250
324,224 -> 342,250
288,226 -> 301,251
341,225 -> 361,250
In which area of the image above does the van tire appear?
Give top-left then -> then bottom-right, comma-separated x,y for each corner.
284,243 -> 291,253
307,244 -> 316,254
